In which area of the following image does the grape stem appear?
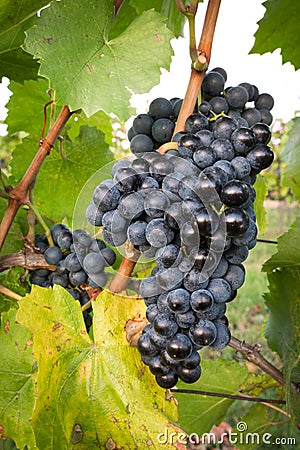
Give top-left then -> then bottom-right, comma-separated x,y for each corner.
229,336 -> 285,387
257,238 -> 278,245
0,106 -> 74,251
174,0 -> 222,135
172,388 -> 286,405
0,284 -> 22,301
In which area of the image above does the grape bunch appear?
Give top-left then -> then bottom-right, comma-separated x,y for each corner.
31,224 -> 116,331
86,67 -> 274,388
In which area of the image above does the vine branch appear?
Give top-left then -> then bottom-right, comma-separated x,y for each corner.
229,336 -> 285,387
109,245 -> 140,293
174,0 -> 222,134
0,250 -> 55,273
0,105 -> 73,251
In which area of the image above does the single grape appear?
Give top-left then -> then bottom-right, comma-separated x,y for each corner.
155,370 -> 178,389
231,127 -> 256,155
210,138 -> 234,161
202,71 -> 225,96
151,118 -> 174,143
221,180 -> 250,207
207,278 -> 232,303
166,288 -> 190,313
86,203 -> 104,226
130,134 -> 154,154
224,207 -> 250,237
185,113 -> 209,133
241,108 -> 262,127
133,113 -> 154,135
223,263 -> 245,290
226,86 -> 249,109
102,209 -> 127,233
157,268 -> 183,291
145,219 -> 174,248
144,190 -> 170,218
101,248 -> 116,266
213,116 -> 238,140
251,123 -> 271,144
153,313 -> 179,337
210,321 -> 231,349
209,96 -> 229,114
166,333 -> 193,360
118,191 -> 144,219
255,93 -> 274,111
177,365 -> 201,383
190,289 -> 214,313
83,252 -> 105,274
127,220 -> 148,246
69,270 -> 87,286
189,319 -> 217,346
140,276 -> 163,298
148,97 -> 173,119
246,144 -> 274,171
44,246 -> 63,265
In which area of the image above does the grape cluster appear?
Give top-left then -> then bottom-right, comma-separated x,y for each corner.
31,224 -> 116,331
86,67 -> 274,388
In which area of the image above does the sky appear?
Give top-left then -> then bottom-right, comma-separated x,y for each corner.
0,0 -> 299,136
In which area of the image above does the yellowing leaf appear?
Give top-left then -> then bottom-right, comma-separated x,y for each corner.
17,286 -> 179,449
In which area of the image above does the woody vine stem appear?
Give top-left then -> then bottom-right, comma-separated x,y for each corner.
0,0 -> 290,400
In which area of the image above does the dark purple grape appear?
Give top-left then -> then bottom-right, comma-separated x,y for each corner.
255,93 -> 274,111
224,207 -> 250,237
177,365 -> 201,383
155,370 -> 178,389
202,71 -> 225,96
185,113 -> 209,133
189,319 -> 217,346
246,144 -> 274,171
221,180 -> 250,207
133,114 -> 153,135
251,123 -> 271,144
166,333 -> 193,360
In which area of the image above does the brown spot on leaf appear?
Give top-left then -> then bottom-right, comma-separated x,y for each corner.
125,317 -> 148,347
80,329 -> 87,334
155,33 -> 162,42
43,37 -> 53,44
146,439 -> 153,446
56,346 -> 61,352
105,437 -> 117,450
4,320 -> 10,334
72,423 -> 83,444
43,305 -> 51,310
137,366 -> 145,379
86,63 -> 94,73
26,339 -> 33,347
53,323 -> 62,331
0,424 -> 8,439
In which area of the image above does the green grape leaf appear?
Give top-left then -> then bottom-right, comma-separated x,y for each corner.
0,0 -> 49,82
253,175 -> 267,234
10,126 -> 114,223
264,268 -> 300,421
250,0 -> 300,70
17,285 -> 180,449
0,198 -> 28,256
262,218 -> 300,272
24,0 -> 174,120
0,268 -> 29,312
231,404 -> 271,450
239,373 -> 278,397
0,308 -> 36,448
281,117 -> 300,201
6,79 -> 50,138
66,110 -> 114,145
129,0 -> 187,37
176,359 -> 248,435
6,80 -> 114,147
